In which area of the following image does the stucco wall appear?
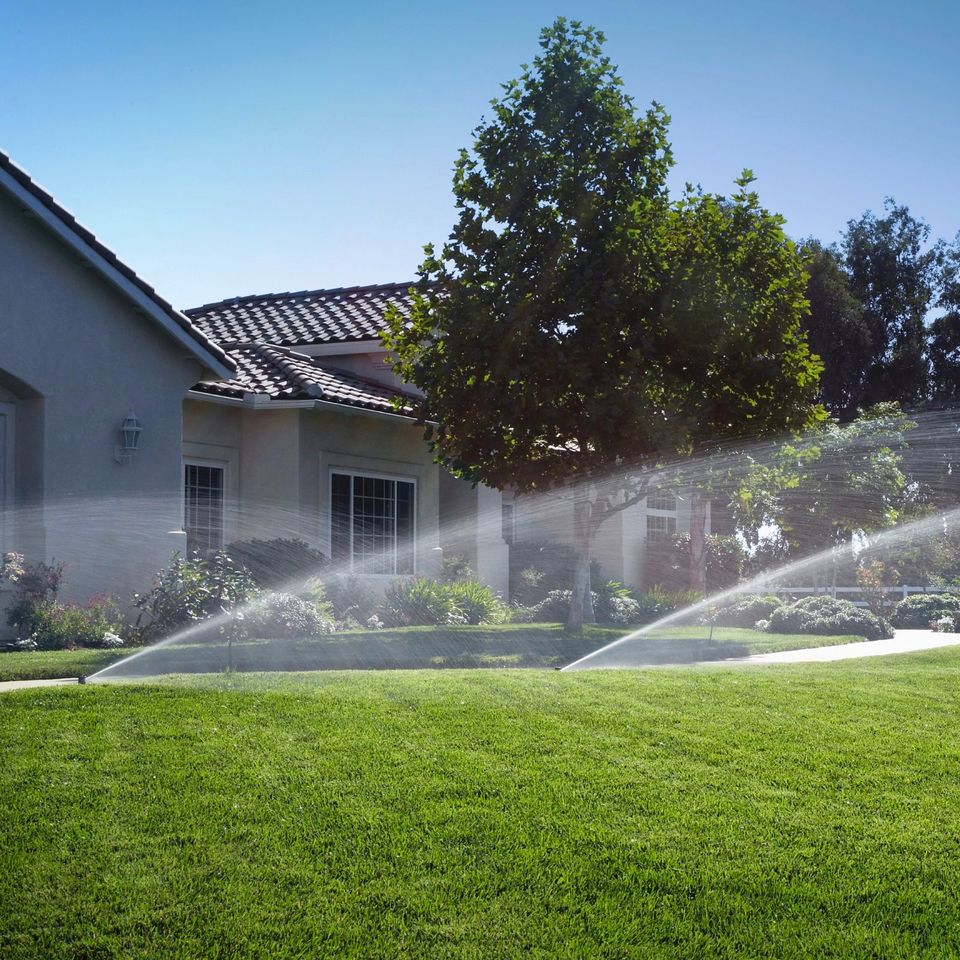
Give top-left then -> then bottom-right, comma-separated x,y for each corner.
184,397 -> 442,585
0,188 -> 206,623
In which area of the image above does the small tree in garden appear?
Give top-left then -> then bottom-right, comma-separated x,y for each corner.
385,18 -> 823,628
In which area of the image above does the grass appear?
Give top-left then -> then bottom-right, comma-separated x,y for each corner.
4,649 -> 960,957
0,623 -> 867,682
0,647 -> 130,681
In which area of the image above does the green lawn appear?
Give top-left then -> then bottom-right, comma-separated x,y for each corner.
0,623 -> 866,681
3,649 -> 960,957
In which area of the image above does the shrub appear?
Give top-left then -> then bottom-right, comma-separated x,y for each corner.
5,557 -> 65,638
509,541 -> 611,606
379,578 -> 468,627
225,538 -> 327,592
440,555 -> 475,582
320,575 -> 378,625
133,552 -> 258,643
244,592 -> 335,638
767,596 -> 893,641
442,580 -> 508,625
891,593 -> 960,629
707,595 -> 784,628
28,596 -> 124,650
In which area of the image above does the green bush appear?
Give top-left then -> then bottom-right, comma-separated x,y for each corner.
320,575 -> 378,625
28,596 -> 124,650
767,596 -> 893,641
133,552 -> 259,643
891,593 -> 960,629
4,556 -> 65,638
244,592 -> 335,638
509,541 -> 612,606
442,580 -> 508,625
380,578 -> 468,627
379,578 -> 508,627
708,595 -> 784,628
224,538 -> 328,591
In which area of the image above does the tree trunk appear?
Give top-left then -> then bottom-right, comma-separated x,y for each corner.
568,499 -> 595,631
688,490 -> 707,594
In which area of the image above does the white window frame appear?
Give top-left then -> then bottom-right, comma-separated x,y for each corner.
646,513 -> 677,541
183,458 -> 228,554
647,489 -> 677,512
329,468 -> 417,576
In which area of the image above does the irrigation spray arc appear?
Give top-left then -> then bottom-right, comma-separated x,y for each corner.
562,506 -> 960,670
5,406 -> 957,683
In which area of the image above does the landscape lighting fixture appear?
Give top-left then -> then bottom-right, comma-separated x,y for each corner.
115,412 -> 143,463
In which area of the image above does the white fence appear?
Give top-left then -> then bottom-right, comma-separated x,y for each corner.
767,586 -> 951,608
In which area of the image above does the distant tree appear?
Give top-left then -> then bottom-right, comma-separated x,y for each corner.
797,240 -> 872,419
733,404 -> 915,580
929,236 -> 960,402
384,18 -> 823,627
842,201 -> 943,408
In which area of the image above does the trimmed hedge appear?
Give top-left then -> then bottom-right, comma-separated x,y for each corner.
767,596 -> 893,641
891,593 -> 960,629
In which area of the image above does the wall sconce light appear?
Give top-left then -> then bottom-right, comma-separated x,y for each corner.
114,412 -> 143,464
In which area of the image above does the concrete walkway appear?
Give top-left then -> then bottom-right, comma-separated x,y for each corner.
720,629 -> 960,665
0,677 -> 80,692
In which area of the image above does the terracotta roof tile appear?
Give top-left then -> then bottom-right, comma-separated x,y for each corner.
185,282 -> 416,346
193,343 -> 416,416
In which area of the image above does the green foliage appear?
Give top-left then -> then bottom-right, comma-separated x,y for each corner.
645,533 -> 746,592
318,575 -> 378,625
26,596 -> 124,651
441,580 -> 509,625
4,556 -> 65,638
133,552 -> 259,643
797,240 -> 874,419
734,403 -> 915,557
383,18 -> 822,628
843,200 -> 942,409
891,592 -> 960,629
767,595 -> 893,641
707,595 -> 784,629
379,578 -> 508,628
509,541 -> 612,606
244,592 -> 336,638
225,538 -> 327,592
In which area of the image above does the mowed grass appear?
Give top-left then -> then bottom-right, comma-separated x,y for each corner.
0,623 -> 866,681
3,650 -> 960,958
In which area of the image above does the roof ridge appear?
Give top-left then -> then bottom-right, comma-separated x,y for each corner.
186,281 -> 417,316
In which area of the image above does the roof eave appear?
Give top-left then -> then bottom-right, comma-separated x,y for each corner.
0,163 -> 236,381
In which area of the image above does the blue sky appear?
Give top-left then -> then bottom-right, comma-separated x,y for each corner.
3,0 -> 958,308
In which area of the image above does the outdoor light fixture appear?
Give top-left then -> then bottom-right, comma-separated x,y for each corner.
114,411 -> 143,463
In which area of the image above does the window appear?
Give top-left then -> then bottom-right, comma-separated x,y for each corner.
647,490 -> 677,511
330,472 -> 415,574
646,514 -> 676,541
184,462 -> 225,555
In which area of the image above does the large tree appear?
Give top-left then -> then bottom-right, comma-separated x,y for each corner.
384,19 -> 822,627
842,201 -> 942,409
797,240 -> 872,419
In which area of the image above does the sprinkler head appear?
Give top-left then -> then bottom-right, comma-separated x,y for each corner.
77,675 -> 87,685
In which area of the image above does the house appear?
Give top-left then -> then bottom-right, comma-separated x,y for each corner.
0,149 -> 235,632
180,285 -> 509,594
0,147 -> 701,637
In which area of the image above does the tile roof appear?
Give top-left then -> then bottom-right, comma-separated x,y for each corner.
0,149 -> 235,376
193,343 -> 416,416
185,282 -> 416,346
